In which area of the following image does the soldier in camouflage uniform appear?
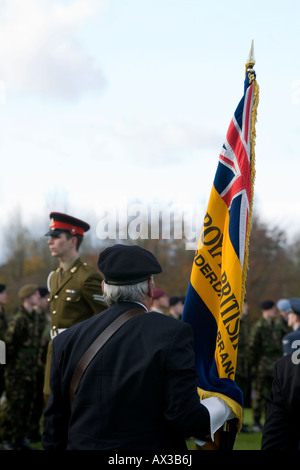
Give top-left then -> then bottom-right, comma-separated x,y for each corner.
235,300 -> 251,431
27,287 -> 50,441
248,300 -> 283,432
276,298 -> 292,340
235,300 -> 250,398
1,284 -> 44,450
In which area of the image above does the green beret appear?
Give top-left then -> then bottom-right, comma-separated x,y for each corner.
18,284 -> 38,299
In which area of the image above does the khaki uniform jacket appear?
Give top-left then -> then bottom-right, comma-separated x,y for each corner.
43,257 -> 107,395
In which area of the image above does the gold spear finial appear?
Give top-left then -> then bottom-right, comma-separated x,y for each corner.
245,40 -> 256,77
247,40 -> 255,65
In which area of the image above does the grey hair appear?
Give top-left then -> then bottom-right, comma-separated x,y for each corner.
102,278 -> 153,306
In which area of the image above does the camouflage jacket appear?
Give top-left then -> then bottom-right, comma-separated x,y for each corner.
236,316 -> 250,378
248,317 -> 283,377
4,306 -> 46,379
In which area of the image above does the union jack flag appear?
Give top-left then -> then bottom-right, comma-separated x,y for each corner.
214,78 -> 256,268
182,63 -> 259,444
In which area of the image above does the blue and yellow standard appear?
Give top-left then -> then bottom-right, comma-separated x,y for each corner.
183,41 -> 259,449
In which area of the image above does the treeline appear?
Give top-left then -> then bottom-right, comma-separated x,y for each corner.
1,208 -> 300,323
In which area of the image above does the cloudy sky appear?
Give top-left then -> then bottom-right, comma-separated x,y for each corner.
0,0 -> 299,251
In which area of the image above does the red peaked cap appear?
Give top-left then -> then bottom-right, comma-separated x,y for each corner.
98,244 -> 162,285
45,212 -> 90,237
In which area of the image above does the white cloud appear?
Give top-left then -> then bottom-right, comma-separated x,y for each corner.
107,118 -> 222,166
0,0 -> 105,99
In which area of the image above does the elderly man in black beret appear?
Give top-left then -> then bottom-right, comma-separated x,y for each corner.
42,244 -> 233,450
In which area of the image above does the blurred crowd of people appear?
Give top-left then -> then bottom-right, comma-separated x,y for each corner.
1,211 -> 300,450
2,276 -> 299,447
235,297 -> 300,435
0,279 -> 185,450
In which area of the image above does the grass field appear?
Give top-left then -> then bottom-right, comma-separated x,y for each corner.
233,408 -> 262,450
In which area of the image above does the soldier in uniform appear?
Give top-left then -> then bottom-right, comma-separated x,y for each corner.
281,297 -> 300,356
1,284 -> 42,450
27,287 -> 50,442
167,296 -> 185,320
150,288 -> 169,314
276,298 -> 292,339
36,287 -> 51,368
43,212 -> 107,405
235,300 -> 251,428
248,300 -> 283,432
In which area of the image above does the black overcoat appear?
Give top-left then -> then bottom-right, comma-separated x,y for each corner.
262,353 -> 300,450
42,301 -> 210,450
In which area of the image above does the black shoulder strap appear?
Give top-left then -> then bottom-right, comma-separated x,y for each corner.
69,307 -> 145,407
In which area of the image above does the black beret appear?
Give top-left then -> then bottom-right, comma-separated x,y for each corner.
0,284 -> 6,293
45,212 -> 90,237
169,296 -> 182,306
290,297 -> 300,316
260,300 -> 275,310
38,287 -> 49,298
98,244 -> 162,285
170,296 -> 185,306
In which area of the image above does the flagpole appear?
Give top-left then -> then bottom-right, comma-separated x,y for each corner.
241,40 -> 259,309
220,41 -> 259,450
